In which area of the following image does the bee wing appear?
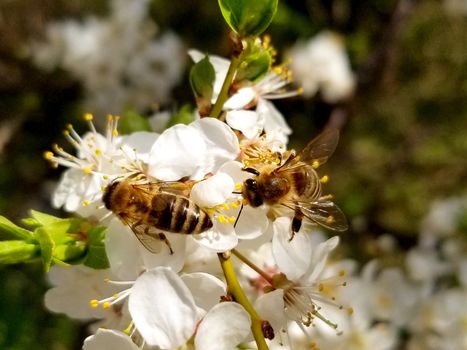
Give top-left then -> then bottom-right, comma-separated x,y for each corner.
295,128 -> 340,166
281,198 -> 348,232
118,215 -> 164,254
299,199 -> 348,232
132,181 -> 190,197
132,227 -> 165,254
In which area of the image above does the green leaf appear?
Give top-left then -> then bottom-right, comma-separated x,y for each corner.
218,0 -> 278,37
53,243 -> 87,263
35,227 -> 55,272
0,216 -> 33,240
236,49 -> 272,82
190,56 -> 216,100
119,110 -> 152,134
24,210 -> 64,228
0,241 -> 39,264
83,226 -> 109,269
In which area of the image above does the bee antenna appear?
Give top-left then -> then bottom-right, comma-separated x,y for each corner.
242,167 -> 260,176
233,203 -> 244,228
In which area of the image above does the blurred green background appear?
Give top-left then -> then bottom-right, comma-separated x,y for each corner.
0,0 -> 466,348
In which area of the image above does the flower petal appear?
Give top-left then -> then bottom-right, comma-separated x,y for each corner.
226,110 -> 263,139
129,267 -> 198,348
105,219 -> 143,280
255,289 -> 287,333
235,205 -> 269,240
148,124 -> 207,180
120,131 -> 159,163
194,302 -> 251,350
181,272 -> 226,312
83,329 -> 138,350
190,173 -> 235,208
303,235 -> 340,283
191,118 -> 240,172
272,217 -> 313,280
224,87 -> 256,109
257,99 -> 292,136
193,221 -> 238,252
140,233 -> 186,273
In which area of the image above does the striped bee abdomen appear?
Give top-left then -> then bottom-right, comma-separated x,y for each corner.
294,166 -> 321,200
149,193 -> 213,235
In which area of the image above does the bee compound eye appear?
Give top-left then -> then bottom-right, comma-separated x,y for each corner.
245,178 -> 257,189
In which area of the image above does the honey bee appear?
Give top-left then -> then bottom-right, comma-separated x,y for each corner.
103,178 -> 213,254
242,128 -> 348,239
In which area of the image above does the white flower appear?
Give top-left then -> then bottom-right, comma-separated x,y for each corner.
83,329 -> 138,350
360,264 -> 420,328
30,0 -> 185,116
45,115 -> 157,213
189,50 -> 293,142
255,218 -> 348,333
148,118 -> 239,181
128,267 -> 251,349
189,161 -> 269,252
44,265 -> 122,321
290,31 -> 356,103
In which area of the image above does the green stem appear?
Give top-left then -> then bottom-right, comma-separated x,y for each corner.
218,253 -> 269,350
210,56 -> 241,118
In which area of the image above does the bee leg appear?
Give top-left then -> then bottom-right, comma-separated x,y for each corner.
290,208 -> 303,241
157,232 -> 174,255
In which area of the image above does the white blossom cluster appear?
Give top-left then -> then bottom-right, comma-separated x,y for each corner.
30,0 -> 185,117
42,41 -> 355,349
289,31 -> 356,103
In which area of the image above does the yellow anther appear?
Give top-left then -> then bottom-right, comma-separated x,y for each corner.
217,215 -> 226,224
297,87 -> 304,95
103,175 -> 108,180
84,113 -> 94,121
89,299 -> 99,308
63,130 -> 70,136
347,307 -> 354,315
112,130 -> 119,137
107,114 -> 113,121
222,203 -> 229,210
83,166 -> 93,175
326,215 -> 335,224
101,186 -> 107,192
82,200 -> 90,206
320,175 -> 329,184
235,183 -> 243,190
312,160 -> 320,169
321,194 -> 333,201
102,301 -> 111,309
112,293 -> 119,299
339,270 -> 346,277
66,123 -> 73,130
95,149 -> 102,155
123,321 -> 134,335
231,201 -> 239,209
229,216 -> 236,223
43,151 -> 54,160
242,199 -> 249,205
103,278 -> 110,283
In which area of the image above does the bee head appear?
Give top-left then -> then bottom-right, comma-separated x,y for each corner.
243,178 -> 264,207
102,180 -> 121,210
